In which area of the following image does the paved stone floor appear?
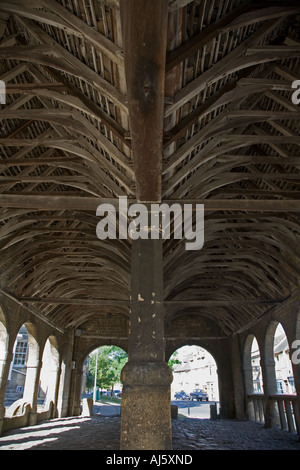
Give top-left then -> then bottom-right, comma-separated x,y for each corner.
0,415 -> 300,451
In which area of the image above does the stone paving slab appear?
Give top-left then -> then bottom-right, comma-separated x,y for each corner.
0,416 -> 299,451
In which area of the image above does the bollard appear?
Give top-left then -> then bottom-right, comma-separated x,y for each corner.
210,403 -> 218,420
171,404 -> 178,419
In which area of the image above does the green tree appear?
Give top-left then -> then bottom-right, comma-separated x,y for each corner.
87,346 -> 128,393
168,350 -> 182,371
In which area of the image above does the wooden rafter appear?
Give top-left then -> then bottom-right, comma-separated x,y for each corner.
0,0 -> 299,335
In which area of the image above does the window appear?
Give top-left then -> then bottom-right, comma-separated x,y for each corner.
13,340 -> 28,367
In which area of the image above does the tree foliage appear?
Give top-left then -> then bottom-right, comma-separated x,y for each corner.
86,346 -> 128,392
168,350 -> 182,371
86,346 -> 181,392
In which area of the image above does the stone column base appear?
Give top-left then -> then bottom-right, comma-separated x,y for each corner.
120,361 -> 173,450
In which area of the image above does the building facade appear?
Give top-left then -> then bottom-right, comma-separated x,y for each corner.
171,345 -> 219,401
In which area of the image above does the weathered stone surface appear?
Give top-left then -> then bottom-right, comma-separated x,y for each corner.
120,361 -> 173,450
121,360 -> 173,387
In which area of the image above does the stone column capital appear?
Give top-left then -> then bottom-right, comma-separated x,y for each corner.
121,360 -> 173,387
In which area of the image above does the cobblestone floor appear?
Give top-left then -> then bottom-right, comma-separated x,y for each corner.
0,416 -> 300,451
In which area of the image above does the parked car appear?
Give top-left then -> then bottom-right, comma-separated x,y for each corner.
174,391 -> 190,400
189,389 -> 209,401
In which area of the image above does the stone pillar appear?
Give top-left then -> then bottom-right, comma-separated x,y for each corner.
70,361 -> 85,416
0,350 -> 13,435
45,363 -> 61,417
215,340 -> 236,419
57,330 -> 74,418
120,238 -> 173,450
261,358 -> 280,428
243,359 -> 255,421
23,359 -> 42,426
230,335 -> 247,420
68,331 -> 83,417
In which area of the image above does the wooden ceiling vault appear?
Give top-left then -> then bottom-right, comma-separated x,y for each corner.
0,0 -> 299,337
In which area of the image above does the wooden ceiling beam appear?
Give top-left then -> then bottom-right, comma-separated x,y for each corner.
0,194 -> 299,212
0,289 -> 65,333
120,0 -> 168,202
15,296 -> 285,307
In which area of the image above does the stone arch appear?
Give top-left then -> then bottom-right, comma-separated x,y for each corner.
0,307 -> 8,380
243,334 -> 264,422
264,320 -> 280,396
291,309 -> 300,397
23,322 -> 39,364
39,335 -> 60,411
168,343 -> 219,403
243,334 -> 263,395
3,321 -> 39,410
82,344 -> 128,399
21,321 -> 40,406
84,340 -> 129,361
263,320 -> 297,429
265,320 -> 296,394
273,323 -> 295,395
166,339 -> 217,364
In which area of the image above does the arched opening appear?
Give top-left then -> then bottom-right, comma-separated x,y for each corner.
4,322 -> 39,411
273,323 -> 295,395
264,321 -> 297,432
39,336 -> 60,411
169,345 -> 219,419
5,324 -> 29,407
243,334 -> 263,395
81,345 -> 128,416
0,307 -> 8,381
243,335 -> 264,422
292,310 -> 300,395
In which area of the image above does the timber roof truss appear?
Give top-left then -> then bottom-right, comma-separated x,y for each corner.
0,0 -> 299,336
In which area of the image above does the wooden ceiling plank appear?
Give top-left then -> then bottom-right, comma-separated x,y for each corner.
12,16 -> 128,113
0,0 -> 124,66
41,0 -> 124,66
6,81 -> 129,146
165,18 -> 289,117
0,2 -> 82,37
166,1 -> 251,71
